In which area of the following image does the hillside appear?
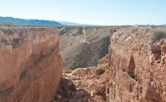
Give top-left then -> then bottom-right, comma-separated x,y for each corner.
0,16 -> 62,26
59,26 -> 112,70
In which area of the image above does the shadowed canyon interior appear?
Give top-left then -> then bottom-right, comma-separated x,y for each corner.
0,27 -> 166,102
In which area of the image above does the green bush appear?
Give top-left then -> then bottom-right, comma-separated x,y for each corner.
152,31 -> 166,42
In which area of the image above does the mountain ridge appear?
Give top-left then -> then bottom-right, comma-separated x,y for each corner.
0,16 -> 88,26
0,16 -> 62,26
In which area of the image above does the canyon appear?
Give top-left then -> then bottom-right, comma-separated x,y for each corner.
0,26 -> 166,102
55,27 -> 166,102
59,26 -> 111,70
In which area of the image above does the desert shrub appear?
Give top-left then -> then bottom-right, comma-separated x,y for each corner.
152,31 -> 166,42
0,22 -> 16,26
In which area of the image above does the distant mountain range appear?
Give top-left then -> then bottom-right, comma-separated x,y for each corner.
0,16 -> 165,26
59,21 -> 88,26
0,16 -> 84,26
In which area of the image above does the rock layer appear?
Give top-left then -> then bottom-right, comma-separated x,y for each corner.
108,28 -> 166,102
0,27 -> 63,102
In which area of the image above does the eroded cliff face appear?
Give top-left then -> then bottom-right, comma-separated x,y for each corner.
55,28 -> 166,102
0,27 -> 63,102
108,28 -> 166,102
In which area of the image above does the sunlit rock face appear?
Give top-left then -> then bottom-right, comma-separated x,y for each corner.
54,28 -> 166,102
0,27 -> 63,102
108,28 -> 166,102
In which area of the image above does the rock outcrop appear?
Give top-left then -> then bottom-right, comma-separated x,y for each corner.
55,28 -> 166,102
55,65 -> 110,102
0,27 -> 63,102
108,28 -> 166,102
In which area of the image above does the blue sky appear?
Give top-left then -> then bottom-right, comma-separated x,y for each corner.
0,0 -> 165,25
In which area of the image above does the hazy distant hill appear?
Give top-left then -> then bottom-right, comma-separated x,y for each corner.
0,16 -> 62,26
59,21 -> 86,26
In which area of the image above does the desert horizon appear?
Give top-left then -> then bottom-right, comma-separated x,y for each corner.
0,0 -> 166,102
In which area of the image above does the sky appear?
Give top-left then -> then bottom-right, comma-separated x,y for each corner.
0,0 -> 165,25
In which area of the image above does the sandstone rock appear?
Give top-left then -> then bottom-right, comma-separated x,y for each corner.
55,28 -> 166,102
55,64 -> 110,102
108,28 -> 166,102
0,27 -> 63,102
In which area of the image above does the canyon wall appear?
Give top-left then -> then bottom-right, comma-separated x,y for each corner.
59,26 -> 111,70
0,27 -> 63,102
108,28 -> 166,102
55,28 -> 166,102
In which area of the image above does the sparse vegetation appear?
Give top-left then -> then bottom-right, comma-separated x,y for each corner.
0,22 -> 16,26
152,31 -> 166,42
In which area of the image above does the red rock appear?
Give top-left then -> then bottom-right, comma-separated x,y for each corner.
0,27 -> 63,102
108,28 -> 166,102
55,28 -> 166,102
